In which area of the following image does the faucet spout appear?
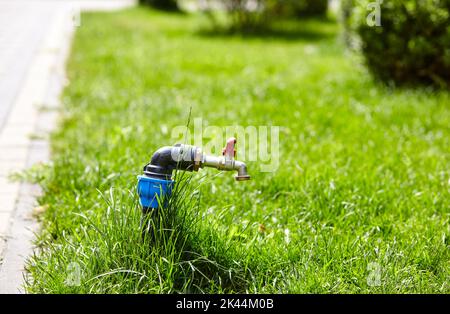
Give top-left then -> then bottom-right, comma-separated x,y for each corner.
234,160 -> 251,181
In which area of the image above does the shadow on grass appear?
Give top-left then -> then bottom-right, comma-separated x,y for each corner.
196,16 -> 338,42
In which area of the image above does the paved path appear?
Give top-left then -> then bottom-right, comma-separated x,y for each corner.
0,0 -> 135,294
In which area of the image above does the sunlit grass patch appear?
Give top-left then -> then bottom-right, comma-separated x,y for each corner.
25,7 -> 450,293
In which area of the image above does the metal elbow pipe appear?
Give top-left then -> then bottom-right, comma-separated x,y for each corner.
143,144 -> 197,180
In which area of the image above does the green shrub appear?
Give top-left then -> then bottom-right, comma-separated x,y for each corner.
352,0 -> 450,88
139,0 -> 179,11
221,0 -> 269,31
201,0 -> 328,32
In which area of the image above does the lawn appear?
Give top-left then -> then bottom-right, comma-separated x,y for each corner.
25,7 -> 450,293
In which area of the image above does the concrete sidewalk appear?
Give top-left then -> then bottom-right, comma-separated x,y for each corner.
0,0 -> 135,294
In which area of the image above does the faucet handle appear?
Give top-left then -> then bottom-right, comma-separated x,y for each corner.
222,137 -> 236,161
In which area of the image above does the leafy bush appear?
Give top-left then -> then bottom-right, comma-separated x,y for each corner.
351,0 -> 450,87
220,0 -> 269,31
139,0 -> 179,11
200,0 -> 328,31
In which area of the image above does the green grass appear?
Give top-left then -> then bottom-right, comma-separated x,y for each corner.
25,7 -> 450,293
